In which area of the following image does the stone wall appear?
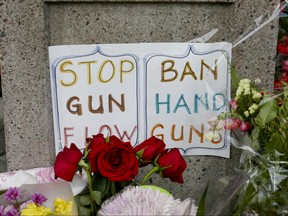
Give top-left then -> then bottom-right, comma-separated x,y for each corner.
0,0 -> 279,199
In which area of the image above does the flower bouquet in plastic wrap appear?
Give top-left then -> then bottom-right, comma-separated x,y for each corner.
207,78 -> 288,215
0,182 -> 78,215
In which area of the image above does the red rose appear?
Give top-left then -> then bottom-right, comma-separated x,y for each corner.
134,136 -> 165,167
87,133 -> 107,173
97,136 -> 138,182
278,36 -> 288,55
278,43 -> 288,55
54,143 -> 83,182
157,148 -> 186,183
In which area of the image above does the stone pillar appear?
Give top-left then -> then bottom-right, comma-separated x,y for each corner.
1,1 -> 55,170
1,0 -> 278,199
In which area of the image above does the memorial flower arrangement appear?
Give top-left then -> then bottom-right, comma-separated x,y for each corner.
0,187 -> 73,215
207,78 -> 288,215
54,134 -> 187,215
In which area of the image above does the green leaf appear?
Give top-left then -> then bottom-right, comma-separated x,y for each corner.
250,127 -> 260,151
102,180 -> 111,197
92,174 -> 108,192
91,190 -> 102,205
283,98 -> 288,112
91,174 -> 112,198
78,206 -> 91,216
233,183 -> 257,215
267,132 -> 283,152
230,66 -> 241,96
284,86 -> 288,98
79,194 -> 92,206
255,99 -> 278,126
135,148 -> 145,159
196,182 -> 209,216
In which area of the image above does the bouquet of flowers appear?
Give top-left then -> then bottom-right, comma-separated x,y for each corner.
207,78 -> 288,215
54,134 -> 188,215
0,182 -> 77,216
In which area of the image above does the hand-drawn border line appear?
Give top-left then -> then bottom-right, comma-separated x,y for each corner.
50,45 -> 139,152
144,43 -> 231,156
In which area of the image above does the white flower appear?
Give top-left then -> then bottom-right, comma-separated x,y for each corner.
236,87 -> 243,96
207,116 -> 218,127
243,87 -> 250,95
254,78 -> 261,84
98,186 -> 198,216
204,131 -> 220,142
236,79 -> 252,97
239,79 -> 251,85
216,120 -> 225,130
244,111 -> 249,117
252,92 -> 262,100
248,103 -> 258,114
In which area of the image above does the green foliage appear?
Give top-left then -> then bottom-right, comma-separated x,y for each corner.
218,76 -> 288,215
234,89 -> 288,215
255,99 -> 278,126
78,206 -> 91,216
91,174 -> 110,198
91,191 -> 102,205
196,182 -> 209,216
230,66 -> 241,96
79,194 -> 92,206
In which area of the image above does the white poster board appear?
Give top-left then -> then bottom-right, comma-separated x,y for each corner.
49,43 -> 231,158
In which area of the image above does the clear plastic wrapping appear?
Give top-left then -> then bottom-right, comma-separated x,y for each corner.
190,1 -> 288,215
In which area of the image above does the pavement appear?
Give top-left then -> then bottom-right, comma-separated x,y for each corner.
0,98 -> 7,172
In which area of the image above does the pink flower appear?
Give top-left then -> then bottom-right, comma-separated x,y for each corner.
231,119 -> 241,130
229,99 -> 237,109
282,60 -> 288,71
224,118 -> 234,130
239,121 -> 251,132
224,118 -> 241,130
35,167 -> 56,183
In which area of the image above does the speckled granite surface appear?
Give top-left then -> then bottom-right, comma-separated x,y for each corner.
0,0 -> 279,199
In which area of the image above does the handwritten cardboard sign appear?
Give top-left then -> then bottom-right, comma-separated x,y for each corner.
49,43 -> 231,158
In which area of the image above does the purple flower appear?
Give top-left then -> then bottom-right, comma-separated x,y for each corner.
0,205 -> 4,216
5,187 -> 21,202
2,206 -> 19,216
32,193 -> 47,205
5,208 -> 19,216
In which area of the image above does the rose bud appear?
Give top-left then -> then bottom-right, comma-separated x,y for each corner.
157,148 -> 187,183
54,143 -> 83,182
134,136 -> 166,167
